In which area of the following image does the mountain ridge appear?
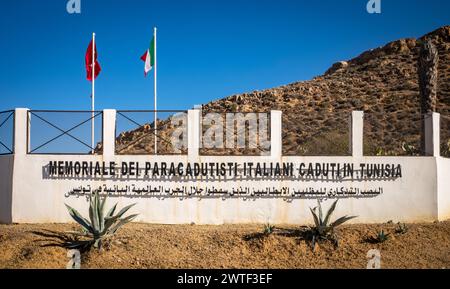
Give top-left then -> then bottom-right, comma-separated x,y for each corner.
111,26 -> 450,156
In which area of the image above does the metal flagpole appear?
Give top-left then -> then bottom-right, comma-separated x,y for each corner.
91,32 -> 95,154
154,27 -> 157,154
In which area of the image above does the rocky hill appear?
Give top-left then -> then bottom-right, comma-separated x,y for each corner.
109,26 -> 450,157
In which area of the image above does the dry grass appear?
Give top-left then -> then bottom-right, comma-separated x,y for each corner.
0,221 -> 449,269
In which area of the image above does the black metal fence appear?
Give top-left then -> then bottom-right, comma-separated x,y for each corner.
282,112 -> 350,156
363,112 -> 424,156
0,110 -> 14,155
200,111 -> 271,156
27,110 -> 103,154
115,110 -> 188,155
14,109 -> 448,157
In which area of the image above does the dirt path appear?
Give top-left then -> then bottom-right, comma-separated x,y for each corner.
0,221 -> 449,269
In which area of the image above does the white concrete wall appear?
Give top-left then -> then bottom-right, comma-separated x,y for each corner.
350,111 -> 364,157
0,109 -> 449,224
437,157 -> 450,221
0,155 -> 13,223
7,154 -> 441,224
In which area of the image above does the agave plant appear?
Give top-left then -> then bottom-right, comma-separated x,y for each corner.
263,223 -> 275,235
374,229 -> 390,243
309,200 -> 357,250
65,191 -> 138,250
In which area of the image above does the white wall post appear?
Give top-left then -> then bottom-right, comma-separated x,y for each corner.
270,110 -> 282,158
14,108 -> 30,155
350,111 -> 364,157
102,109 -> 116,157
188,109 -> 200,159
424,112 -> 440,157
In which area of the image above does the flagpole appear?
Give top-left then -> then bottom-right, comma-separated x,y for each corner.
91,32 -> 95,154
153,27 -> 157,155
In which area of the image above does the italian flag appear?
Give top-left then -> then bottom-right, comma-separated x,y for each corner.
140,37 -> 155,77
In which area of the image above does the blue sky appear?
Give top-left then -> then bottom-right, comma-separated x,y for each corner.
0,0 -> 449,111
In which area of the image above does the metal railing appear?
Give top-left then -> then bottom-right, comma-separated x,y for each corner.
199,110 -> 272,156
282,112 -> 350,156
6,108 -> 445,157
115,110 -> 188,155
27,110 -> 103,154
363,112 -> 424,156
0,110 -> 14,155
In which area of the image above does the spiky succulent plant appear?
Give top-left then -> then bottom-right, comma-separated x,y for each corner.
374,229 -> 390,243
309,200 -> 357,250
65,191 -> 138,250
263,223 -> 275,235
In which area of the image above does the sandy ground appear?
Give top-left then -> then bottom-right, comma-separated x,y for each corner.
0,221 -> 449,269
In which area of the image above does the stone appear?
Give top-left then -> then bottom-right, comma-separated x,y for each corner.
325,61 -> 349,75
